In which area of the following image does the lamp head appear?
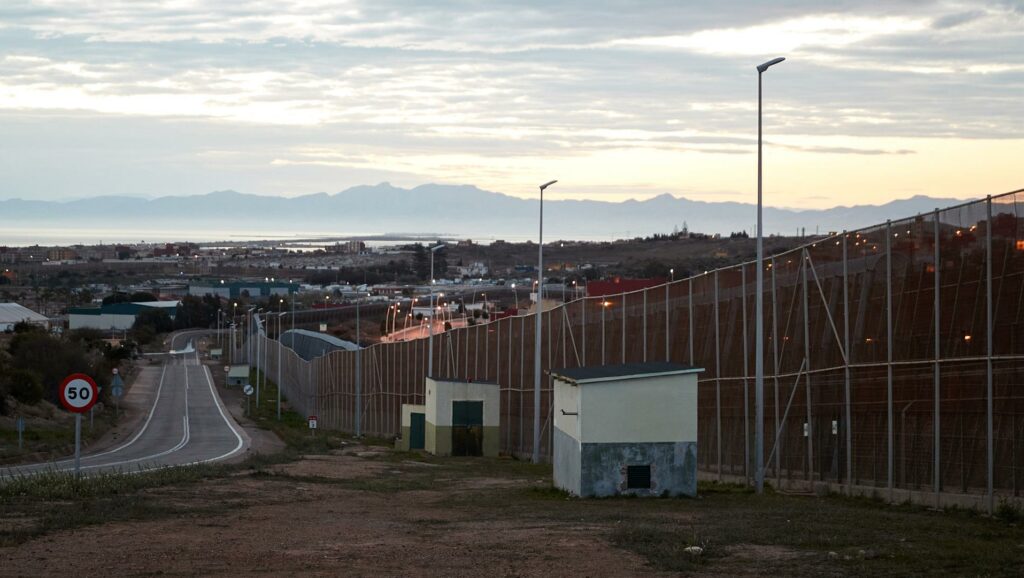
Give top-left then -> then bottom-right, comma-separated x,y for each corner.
757,57 -> 785,73
540,180 -> 558,191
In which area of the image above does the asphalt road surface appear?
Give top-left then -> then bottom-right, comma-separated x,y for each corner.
0,331 -> 248,478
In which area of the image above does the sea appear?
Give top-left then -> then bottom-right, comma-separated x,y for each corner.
0,226 -> 511,248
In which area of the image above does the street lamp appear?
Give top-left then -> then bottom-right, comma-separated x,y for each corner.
355,292 -> 369,437
670,268 -> 675,282
534,179 -> 557,464
277,299 -> 284,421
511,283 -> 519,310
755,55 -> 784,495
428,244 -> 445,376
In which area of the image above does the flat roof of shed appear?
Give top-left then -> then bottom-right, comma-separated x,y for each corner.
227,365 -> 250,378
549,362 -> 703,385
426,376 -> 499,385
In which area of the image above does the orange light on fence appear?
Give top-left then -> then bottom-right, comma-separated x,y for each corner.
964,334 -> 972,342
1016,240 -> 1024,251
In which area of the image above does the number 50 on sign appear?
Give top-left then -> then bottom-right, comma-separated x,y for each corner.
60,373 -> 99,414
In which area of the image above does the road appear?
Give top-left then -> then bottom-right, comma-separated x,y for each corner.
0,331 -> 248,478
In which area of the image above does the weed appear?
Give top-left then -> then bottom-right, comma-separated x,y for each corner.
995,500 -> 1021,524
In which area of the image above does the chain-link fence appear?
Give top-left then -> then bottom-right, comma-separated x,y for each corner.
243,190 -> 1024,508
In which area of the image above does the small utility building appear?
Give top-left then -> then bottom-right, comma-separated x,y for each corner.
424,377 -> 500,457
227,365 -> 249,386
396,404 -> 426,451
550,362 -> 703,498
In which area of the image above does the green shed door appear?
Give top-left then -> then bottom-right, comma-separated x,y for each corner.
452,401 -> 484,456
410,412 -> 426,450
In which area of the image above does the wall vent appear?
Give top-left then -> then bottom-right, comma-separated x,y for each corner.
626,465 -> 652,489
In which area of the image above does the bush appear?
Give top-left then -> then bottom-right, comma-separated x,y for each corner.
7,369 -> 44,404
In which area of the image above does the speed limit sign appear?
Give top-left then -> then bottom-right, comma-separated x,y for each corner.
59,373 -> 99,414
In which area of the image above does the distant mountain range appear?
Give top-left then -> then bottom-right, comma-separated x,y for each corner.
0,183 -> 971,243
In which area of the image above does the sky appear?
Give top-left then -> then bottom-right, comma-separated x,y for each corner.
0,1 -> 1021,208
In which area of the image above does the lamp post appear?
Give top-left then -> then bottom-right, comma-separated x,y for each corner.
255,307 -> 263,406
246,305 -> 255,363
534,179 -> 557,464
277,299 -> 284,421
355,293 -> 367,437
755,56 -> 785,495
428,244 -> 444,376
511,283 -> 519,310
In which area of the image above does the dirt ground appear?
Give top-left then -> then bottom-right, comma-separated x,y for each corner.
3,441 -> 1022,576
0,449 -> 663,577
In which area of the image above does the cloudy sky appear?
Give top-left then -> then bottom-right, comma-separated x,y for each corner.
0,1 -> 1021,208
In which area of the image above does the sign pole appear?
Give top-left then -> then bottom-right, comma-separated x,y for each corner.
58,373 -> 100,480
74,413 -> 82,478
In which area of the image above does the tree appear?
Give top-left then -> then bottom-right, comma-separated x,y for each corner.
6,368 -> 43,404
8,331 -> 91,406
134,308 -> 174,335
433,244 -> 448,279
129,291 -> 158,302
173,295 -> 220,330
102,292 -> 131,305
412,244 -> 429,280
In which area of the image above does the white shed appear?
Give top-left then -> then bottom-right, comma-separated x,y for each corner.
424,377 -> 500,457
550,362 -> 703,498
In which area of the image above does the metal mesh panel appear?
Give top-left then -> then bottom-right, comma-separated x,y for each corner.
239,190 -> 1024,506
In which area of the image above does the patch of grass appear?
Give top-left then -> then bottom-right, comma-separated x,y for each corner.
697,479 -> 755,495
0,452 -> 303,546
526,485 -> 572,501
610,526 -> 711,573
245,369 -> 343,454
995,499 -> 1022,524
264,471 -> 436,493
0,463 -> 239,547
0,407 -> 120,464
0,463 -> 226,502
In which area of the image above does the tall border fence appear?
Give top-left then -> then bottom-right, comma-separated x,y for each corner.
244,190 -> 1023,509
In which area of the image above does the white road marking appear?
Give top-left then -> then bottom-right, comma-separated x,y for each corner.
194,361 -> 246,464
79,358 -> 191,471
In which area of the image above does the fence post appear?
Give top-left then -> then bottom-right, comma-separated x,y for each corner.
802,250 -> 814,482
772,256 -> 781,486
665,283 -> 670,362
933,208 -> 941,506
642,289 -> 648,362
581,297 -> 587,366
621,294 -> 627,363
742,265 -> 750,483
714,270 -> 722,480
601,300 -> 606,365
886,219 -> 894,500
689,278 -> 695,365
842,232 -> 853,494
986,195 -> 994,513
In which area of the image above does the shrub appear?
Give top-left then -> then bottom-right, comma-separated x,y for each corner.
7,369 -> 44,405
